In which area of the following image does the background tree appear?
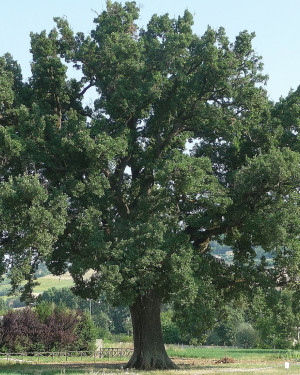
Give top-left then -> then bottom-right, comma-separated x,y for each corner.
206,300 -> 247,346
160,309 -> 182,345
1,1 -> 300,369
250,289 -> 299,349
235,323 -> 258,349
38,287 -> 130,338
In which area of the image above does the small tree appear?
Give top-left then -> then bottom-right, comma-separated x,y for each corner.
35,300 -> 55,322
235,323 -> 258,348
251,289 -> 298,349
206,300 -> 246,346
38,287 -> 130,336
74,311 -> 97,351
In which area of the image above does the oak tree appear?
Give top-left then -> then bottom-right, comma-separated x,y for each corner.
1,1 -> 300,369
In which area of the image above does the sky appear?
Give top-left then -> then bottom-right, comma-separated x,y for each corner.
0,0 -> 300,102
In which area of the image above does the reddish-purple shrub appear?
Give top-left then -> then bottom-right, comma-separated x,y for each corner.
0,306 -> 96,352
42,309 -> 78,351
1,308 -> 44,352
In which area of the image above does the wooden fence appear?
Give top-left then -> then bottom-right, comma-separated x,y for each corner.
0,348 -> 134,364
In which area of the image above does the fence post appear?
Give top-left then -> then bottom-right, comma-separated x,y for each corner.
0,347 -> 133,365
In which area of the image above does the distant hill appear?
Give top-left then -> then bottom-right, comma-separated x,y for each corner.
0,268 -> 74,308
210,241 -> 274,265
32,273 -> 74,295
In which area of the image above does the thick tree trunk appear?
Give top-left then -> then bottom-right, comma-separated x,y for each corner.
125,290 -> 178,370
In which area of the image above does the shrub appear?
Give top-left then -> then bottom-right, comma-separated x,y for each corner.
42,308 -> 79,351
0,308 -> 44,352
110,333 -> 133,343
0,305 -> 96,352
235,323 -> 258,348
35,300 -> 55,322
73,311 -> 97,351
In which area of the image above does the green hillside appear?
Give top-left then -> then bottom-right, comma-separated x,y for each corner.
32,274 -> 74,294
0,274 -> 73,296
0,273 -> 74,308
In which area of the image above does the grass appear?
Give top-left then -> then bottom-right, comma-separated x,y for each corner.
166,344 -> 300,361
0,362 -> 299,375
0,346 -> 299,375
0,274 -> 74,301
32,274 -> 74,294
0,271 -> 96,299
0,353 -> 130,365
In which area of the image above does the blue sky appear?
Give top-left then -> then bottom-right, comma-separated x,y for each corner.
0,0 -> 300,101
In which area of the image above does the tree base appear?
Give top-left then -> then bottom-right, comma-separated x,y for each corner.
125,351 -> 178,370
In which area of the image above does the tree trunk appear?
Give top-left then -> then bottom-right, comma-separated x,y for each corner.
125,290 -> 178,370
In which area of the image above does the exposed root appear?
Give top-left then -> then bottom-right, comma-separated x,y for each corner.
125,353 -> 179,370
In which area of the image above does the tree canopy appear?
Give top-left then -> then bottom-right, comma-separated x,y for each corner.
1,1 -> 300,369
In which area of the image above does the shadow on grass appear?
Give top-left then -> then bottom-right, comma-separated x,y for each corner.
0,360 -> 237,374
0,361 -> 127,375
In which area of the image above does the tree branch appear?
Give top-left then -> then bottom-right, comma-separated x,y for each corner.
155,122 -> 186,158
76,81 -> 95,98
185,225 -> 227,251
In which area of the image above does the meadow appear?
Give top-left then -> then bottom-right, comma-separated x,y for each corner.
0,346 -> 299,375
166,345 -> 300,361
0,273 -> 74,303
31,274 -> 74,294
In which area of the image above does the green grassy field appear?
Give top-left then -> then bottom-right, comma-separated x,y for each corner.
0,274 -> 74,301
0,361 -> 299,375
0,346 -> 299,375
32,274 -> 74,293
166,345 -> 300,361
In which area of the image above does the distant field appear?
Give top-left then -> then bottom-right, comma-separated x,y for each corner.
32,273 -> 74,294
0,273 -> 74,300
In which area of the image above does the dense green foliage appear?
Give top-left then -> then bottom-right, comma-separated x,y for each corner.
38,287 -> 130,338
205,289 -> 300,349
1,1 -> 300,361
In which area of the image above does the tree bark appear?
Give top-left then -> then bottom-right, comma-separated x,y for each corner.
125,290 -> 178,370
